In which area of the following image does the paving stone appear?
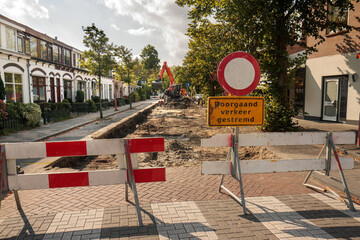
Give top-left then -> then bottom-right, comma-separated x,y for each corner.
278,193 -> 360,239
151,201 -> 218,240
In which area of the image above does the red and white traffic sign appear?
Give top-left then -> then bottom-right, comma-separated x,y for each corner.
217,51 -> 260,96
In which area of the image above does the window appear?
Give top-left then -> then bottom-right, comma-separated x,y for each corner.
32,76 -> 46,103
73,53 -> 76,67
63,80 -> 72,100
64,49 -> 71,65
77,81 -> 86,91
40,41 -> 47,60
30,37 -> 38,58
327,2 -> 348,35
48,44 -> 53,61
5,73 -> 23,102
17,37 -> 23,53
53,45 -> 59,63
24,39 -> 30,55
5,27 -> 16,51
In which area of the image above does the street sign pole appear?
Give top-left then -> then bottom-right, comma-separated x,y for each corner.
234,127 -> 247,214
212,51 -> 262,215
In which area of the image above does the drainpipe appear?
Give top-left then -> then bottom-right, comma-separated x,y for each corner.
27,59 -> 32,103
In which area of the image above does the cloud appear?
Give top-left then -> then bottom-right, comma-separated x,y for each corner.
0,0 -> 49,20
100,0 -> 190,65
111,23 -> 120,31
128,27 -> 155,36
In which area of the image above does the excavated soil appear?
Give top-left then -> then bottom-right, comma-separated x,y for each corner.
47,101 -> 277,171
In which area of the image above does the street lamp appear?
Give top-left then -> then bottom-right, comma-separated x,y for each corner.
112,70 -> 118,111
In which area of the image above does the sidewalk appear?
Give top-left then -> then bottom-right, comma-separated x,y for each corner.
0,100 -> 156,143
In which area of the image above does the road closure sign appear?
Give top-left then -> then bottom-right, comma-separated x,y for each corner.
207,96 -> 264,127
218,51 -> 260,96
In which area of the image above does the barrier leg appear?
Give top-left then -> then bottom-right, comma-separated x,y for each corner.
325,133 -> 331,176
329,136 -> 355,212
303,144 -> 327,192
217,128 -> 247,215
125,182 -> 129,201
14,190 -> 22,210
124,140 -> 143,226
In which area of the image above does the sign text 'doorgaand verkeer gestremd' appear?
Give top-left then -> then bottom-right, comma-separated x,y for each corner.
207,97 -> 264,127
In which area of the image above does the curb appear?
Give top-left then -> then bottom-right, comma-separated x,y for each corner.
33,102 -> 146,142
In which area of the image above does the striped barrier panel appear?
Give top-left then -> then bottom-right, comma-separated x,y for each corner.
2,137 -> 165,226
201,131 -> 355,174
3,138 -> 165,190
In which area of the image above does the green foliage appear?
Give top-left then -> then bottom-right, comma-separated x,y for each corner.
23,103 -> 41,127
61,98 -> 71,109
75,90 -> 85,102
114,45 -> 136,108
137,87 -> 146,101
91,96 -> 100,102
0,76 -> 5,101
140,44 -> 160,71
85,99 -> 97,112
176,0 -> 354,131
132,92 -> 140,102
0,100 -> 8,121
262,99 -> 299,132
5,102 -> 24,121
81,23 -> 115,118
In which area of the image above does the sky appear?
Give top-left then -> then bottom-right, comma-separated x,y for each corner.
0,0 -> 191,66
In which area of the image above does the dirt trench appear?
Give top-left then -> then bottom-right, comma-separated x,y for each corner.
47,100 -> 277,172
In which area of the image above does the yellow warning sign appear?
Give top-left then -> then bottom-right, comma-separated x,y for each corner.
207,96 -> 264,127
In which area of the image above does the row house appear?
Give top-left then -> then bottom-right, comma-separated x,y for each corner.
0,14 -> 120,104
302,2 -> 360,123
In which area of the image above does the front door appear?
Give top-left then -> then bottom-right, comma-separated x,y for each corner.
322,76 -> 348,122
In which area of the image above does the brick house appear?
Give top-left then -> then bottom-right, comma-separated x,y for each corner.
303,2 -> 360,123
0,14 -> 118,104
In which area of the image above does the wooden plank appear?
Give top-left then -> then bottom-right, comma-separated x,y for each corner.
201,134 -> 232,147
201,157 -> 354,175
202,161 -> 232,175
237,132 -> 355,146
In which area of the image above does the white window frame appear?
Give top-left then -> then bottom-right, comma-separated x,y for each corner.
4,72 -> 23,102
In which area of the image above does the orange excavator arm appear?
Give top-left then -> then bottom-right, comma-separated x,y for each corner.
158,61 -> 174,85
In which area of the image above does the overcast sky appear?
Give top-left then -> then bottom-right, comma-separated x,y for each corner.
0,0 -> 190,66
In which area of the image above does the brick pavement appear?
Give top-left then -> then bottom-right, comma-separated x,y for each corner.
0,167 -> 360,239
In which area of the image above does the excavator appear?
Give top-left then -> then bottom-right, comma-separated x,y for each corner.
157,61 -> 185,99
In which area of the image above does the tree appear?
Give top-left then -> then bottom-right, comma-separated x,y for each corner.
114,46 -> 136,109
176,0 -> 355,131
81,23 -> 115,118
140,44 -> 160,72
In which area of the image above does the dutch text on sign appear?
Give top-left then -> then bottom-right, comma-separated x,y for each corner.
207,97 -> 264,127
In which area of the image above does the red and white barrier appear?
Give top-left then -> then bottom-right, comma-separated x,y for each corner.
201,131 -> 356,174
3,138 -> 165,191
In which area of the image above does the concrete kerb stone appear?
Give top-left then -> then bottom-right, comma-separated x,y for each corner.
88,102 -> 158,140
22,102 -> 158,173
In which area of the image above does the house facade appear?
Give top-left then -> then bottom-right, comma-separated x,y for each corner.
0,14 -> 117,105
304,2 -> 360,123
